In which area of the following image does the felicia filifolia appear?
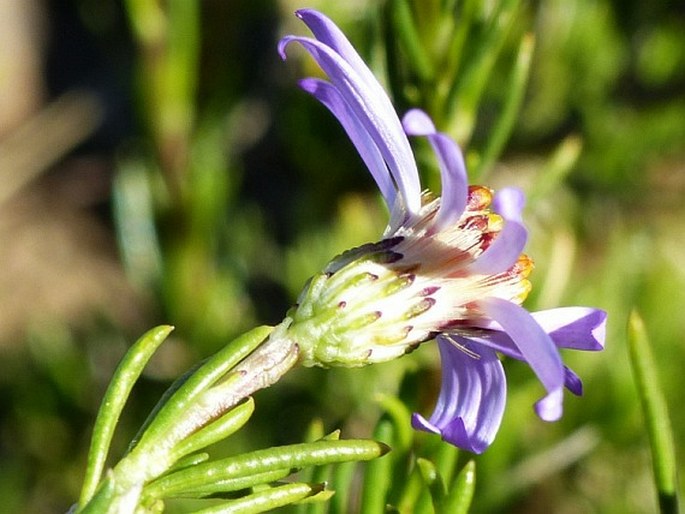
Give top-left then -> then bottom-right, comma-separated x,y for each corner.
279,9 -> 606,453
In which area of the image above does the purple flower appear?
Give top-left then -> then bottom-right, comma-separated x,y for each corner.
280,9 -> 606,453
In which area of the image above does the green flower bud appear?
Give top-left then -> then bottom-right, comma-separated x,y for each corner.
286,237 -> 439,367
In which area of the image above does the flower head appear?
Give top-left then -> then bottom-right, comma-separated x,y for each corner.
280,9 -> 606,453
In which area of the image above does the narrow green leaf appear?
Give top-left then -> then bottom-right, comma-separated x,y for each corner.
627,311 -> 679,514
294,489 -> 336,506
300,466 -> 331,514
431,441 -> 459,487
360,420 -> 394,514
159,468 -> 294,499
528,135 -> 583,204
171,398 -> 255,462
375,394 -> 414,453
124,0 -> 166,46
304,419 -> 326,443
146,439 -> 389,499
473,33 -> 536,179
79,326 -> 174,506
131,325 -> 272,452
416,457 -> 446,511
77,471 -> 117,514
294,419 -> 332,514
390,0 -> 435,82
396,464 -> 425,513
165,0 -> 200,123
443,460 -> 476,514
328,460 -> 357,514
445,0 -> 520,144
399,437 -> 459,514
113,160 -> 163,288
193,482 -> 326,514
167,452 -> 210,473
437,0 -> 479,114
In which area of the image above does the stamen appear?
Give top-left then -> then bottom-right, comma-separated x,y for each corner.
513,255 -> 534,278
466,185 -> 493,210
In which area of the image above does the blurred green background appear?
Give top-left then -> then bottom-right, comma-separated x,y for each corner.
0,0 -> 683,512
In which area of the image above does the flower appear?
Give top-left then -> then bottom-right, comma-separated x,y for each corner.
279,9 -> 606,453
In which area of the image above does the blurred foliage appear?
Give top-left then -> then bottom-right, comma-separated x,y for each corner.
0,0 -> 683,512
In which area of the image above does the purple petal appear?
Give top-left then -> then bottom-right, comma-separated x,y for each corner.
479,297 -> 565,421
466,187 -> 528,275
411,335 -> 506,453
493,187 -> 525,222
444,333 -> 583,393
401,108 -> 436,134
295,9 -> 381,93
564,366 -> 583,396
299,78 -> 396,207
534,387 -> 563,421
467,222 -> 527,275
462,307 -> 606,356
402,109 -> 468,229
532,308 -> 606,351
279,34 -> 421,213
